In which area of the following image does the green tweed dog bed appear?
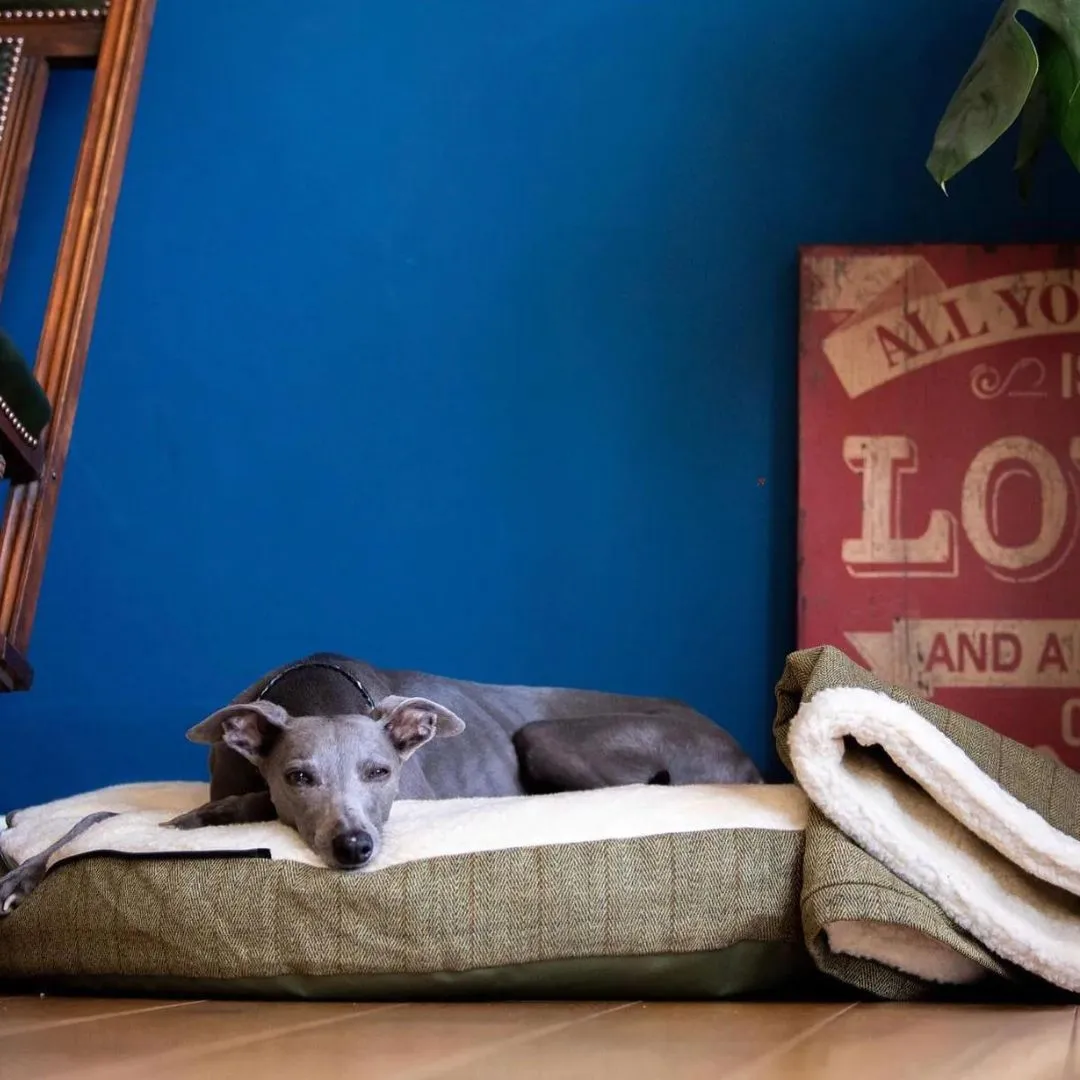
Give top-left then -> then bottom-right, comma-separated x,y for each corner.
0,781 -> 822,1000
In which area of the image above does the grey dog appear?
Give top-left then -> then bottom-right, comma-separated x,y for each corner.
0,652 -> 760,912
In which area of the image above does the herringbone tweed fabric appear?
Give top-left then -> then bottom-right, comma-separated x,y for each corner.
0,828 -> 802,981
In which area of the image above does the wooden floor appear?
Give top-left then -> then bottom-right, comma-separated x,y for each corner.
0,996 -> 1076,1078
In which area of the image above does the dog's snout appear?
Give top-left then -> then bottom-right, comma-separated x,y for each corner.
331,830 -> 374,868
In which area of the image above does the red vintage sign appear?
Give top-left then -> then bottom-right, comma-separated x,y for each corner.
799,244 -> 1080,768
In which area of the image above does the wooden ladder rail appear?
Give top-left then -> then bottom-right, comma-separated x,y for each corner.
0,1 -> 155,690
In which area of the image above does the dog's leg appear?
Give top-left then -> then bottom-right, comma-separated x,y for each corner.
0,810 -> 117,916
513,716 -> 664,793
164,791 -> 277,830
513,712 -> 762,793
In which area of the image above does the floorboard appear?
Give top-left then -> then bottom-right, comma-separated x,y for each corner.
0,997 -> 1075,1079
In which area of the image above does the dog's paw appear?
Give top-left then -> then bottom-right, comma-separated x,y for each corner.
162,809 -> 206,830
0,860 -> 46,916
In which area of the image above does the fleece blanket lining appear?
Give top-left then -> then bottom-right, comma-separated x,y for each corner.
792,686 -> 1080,992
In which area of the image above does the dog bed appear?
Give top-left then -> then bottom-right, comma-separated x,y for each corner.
0,781 -> 835,1000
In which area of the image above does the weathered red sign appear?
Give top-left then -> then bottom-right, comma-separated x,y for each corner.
799,244 -> 1080,768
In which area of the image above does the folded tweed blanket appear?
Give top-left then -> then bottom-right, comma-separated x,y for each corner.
776,645 -> 1080,999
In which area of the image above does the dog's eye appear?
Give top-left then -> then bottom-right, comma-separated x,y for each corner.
364,765 -> 391,781
285,768 -> 316,787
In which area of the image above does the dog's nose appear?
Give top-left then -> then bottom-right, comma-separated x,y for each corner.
331,830 -> 374,868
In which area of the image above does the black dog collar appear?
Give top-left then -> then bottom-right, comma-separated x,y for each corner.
255,659 -> 377,713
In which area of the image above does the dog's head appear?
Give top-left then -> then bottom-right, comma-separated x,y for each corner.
186,696 -> 465,868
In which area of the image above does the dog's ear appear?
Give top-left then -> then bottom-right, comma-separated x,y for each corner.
373,696 -> 466,759
185,702 -> 291,763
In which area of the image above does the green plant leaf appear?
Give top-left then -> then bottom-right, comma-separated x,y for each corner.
1041,26 -> 1080,168
927,0 -> 1080,190
1015,59 -> 1051,197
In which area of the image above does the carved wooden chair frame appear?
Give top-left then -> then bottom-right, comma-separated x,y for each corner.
0,0 -> 155,690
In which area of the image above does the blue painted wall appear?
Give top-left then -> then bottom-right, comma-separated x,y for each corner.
1,0 -> 1077,808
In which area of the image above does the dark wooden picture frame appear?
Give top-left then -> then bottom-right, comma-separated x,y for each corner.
0,2 -> 155,689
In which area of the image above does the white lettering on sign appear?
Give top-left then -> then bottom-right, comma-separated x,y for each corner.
845,619 -> 1080,696
1062,699 -> 1080,749
961,437 -> 1071,582
841,436 -> 957,578
841,435 -> 1080,582
806,263 -> 1080,398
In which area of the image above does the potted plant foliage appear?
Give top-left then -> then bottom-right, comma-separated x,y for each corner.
928,0 -> 1080,192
